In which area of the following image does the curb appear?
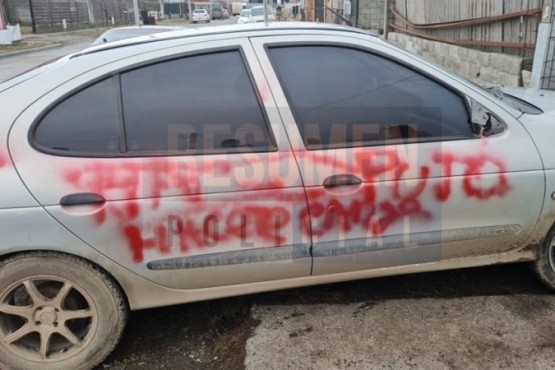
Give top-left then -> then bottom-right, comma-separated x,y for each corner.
0,43 -> 63,59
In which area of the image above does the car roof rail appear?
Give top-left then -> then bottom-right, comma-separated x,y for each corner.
71,22 -> 378,59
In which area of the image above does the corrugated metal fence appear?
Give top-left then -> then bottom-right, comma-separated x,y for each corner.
3,0 -> 134,32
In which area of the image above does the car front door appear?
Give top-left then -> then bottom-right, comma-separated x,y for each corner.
9,38 -> 312,289
250,34 -> 544,275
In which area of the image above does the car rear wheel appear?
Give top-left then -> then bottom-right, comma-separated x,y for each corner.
534,228 -> 555,291
0,252 -> 128,370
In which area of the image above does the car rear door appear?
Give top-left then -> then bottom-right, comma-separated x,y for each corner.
9,37 -> 312,289
250,33 -> 544,275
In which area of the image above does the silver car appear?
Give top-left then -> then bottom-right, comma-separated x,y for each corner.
1,22 -> 555,369
192,8 -> 210,23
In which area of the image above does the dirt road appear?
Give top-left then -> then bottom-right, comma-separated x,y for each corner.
99,263 -> 555,369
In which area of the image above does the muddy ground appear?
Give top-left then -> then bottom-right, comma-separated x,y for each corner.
97,262 -> 555,369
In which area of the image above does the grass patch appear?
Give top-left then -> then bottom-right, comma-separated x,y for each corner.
0,40 -> 59,55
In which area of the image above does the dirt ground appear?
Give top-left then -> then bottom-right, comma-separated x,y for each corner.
97,262 -> 555,369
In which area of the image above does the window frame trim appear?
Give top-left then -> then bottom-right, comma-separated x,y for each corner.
29,46 -> 278,158
263,41 -> 490,150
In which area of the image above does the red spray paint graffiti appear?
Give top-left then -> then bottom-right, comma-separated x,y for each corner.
63,149 -> 511,263
432,152 -> 510,201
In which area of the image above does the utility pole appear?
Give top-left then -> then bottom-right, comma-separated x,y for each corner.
133,0 -> 140,25
188,0 -> 192,22
263,0 -> 268,26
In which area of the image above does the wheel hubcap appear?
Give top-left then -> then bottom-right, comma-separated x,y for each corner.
35,306 -> 58,326
0,278 -> 97,361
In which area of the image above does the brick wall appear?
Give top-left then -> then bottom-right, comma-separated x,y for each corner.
388,32 -> 524,87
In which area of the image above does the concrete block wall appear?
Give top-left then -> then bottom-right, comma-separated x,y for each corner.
387,32 -> 524,87
357,0 -> 385,31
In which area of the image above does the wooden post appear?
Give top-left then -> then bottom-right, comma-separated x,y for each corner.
383,0 -> 390,38
86,0 -> 95,25
28,0 -> 36,33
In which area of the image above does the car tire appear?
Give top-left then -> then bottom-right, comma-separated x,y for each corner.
0,252 -> 128,370
533,227 -> 555,291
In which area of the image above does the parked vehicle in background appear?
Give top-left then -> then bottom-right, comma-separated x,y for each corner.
237,9 -> 251,23
2,22 -> 555,369
222,8 -> 230,19
212,5 -> 224,20
91,25 -> 183,45
248,6 -> 276,22
231,1 -> 248,15
192,8 -> 210,23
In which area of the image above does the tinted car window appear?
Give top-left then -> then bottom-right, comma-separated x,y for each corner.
34,78 -> 120,153
268,46 -> 472,149
121,51 -> 274,154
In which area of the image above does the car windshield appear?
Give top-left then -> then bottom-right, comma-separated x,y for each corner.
193,9 -> 205,14
240,10 -> 250,16
465,80 -> 543,115
92,29 -> 158,45
91,27 -> 180,45
250,7 -> 265,16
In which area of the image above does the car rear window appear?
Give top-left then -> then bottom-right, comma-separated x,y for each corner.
34,78 -> 120,153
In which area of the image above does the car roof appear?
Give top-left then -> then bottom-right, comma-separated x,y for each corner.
75,22 -> 378,58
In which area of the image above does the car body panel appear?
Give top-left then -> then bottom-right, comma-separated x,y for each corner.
0,144 -> 37,209
250,34 -> 545,274
8,37 -> 312,289
500,87 -> 555,114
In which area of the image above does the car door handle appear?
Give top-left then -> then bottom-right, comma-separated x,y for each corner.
323,175 -> 362,187
60,193 -> 106,206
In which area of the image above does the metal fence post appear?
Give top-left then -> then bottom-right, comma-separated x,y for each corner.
531,0 -> 554,88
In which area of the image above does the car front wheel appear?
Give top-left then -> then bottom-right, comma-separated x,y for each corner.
0,252 -> 128,370
534,227 -> 555,291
